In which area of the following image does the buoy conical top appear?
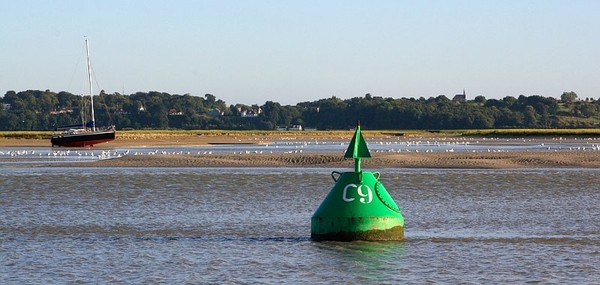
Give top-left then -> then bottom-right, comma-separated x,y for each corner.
344,121 -> 371,159
344,121 -> 370,173
311,121 -> 404,241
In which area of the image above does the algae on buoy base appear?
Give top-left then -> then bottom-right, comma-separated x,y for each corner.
311,122 -> 404,241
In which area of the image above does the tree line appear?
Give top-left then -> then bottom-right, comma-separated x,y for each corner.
1,89 -> 598,131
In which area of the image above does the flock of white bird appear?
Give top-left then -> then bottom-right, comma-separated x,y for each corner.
1,137 -> 600,162
0,149 -> 127,160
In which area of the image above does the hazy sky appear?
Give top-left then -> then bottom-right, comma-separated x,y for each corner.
2,0 -> 599,106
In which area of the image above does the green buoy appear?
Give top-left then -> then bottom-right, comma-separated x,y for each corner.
311,121 -> 404,241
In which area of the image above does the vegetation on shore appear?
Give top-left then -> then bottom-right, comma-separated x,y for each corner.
2,90 -> 600,131
450,129 -> 600,136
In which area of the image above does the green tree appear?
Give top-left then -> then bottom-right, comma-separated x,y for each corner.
473,95 -> 487,104
560,91 -> 578,103
523,105 -> 538,127
261,101 -> 282,128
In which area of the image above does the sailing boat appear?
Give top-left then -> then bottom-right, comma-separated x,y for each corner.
51,39 -> 116,147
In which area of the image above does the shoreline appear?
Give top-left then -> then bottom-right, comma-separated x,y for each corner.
2,135 -> 600,169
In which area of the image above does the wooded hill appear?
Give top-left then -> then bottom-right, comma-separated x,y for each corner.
1,90 -> 597,131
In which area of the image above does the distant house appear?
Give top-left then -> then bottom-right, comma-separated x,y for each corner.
276,125 -> 303,131
168,109 -> 183,116
50,108 -> 74,115
3,103 -> 11,110
240,107 -> 262,117
452,89 -> 467,103
240,110 -> 259,117
289,125 -> 303,131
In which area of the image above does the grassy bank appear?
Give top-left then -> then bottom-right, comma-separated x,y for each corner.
451,129 -> 600,136
2,128 -> 600,140
0,129 -> 426,139
0,131 -> 52,139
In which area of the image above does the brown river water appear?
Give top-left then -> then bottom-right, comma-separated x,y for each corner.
1,167 -> 599,283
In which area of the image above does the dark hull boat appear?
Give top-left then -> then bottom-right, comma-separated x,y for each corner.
51,38 -> 116,147
51,127 -> 115,147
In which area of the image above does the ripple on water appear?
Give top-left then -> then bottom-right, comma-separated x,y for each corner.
1,167 -> 600,283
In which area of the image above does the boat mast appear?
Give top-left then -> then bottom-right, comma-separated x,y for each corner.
85,38 -> 96,132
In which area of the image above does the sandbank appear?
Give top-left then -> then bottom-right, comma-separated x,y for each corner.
17,151 -> 600,169
2,134 -> 600,169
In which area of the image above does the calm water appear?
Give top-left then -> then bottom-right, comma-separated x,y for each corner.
1,167 -> 600,283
